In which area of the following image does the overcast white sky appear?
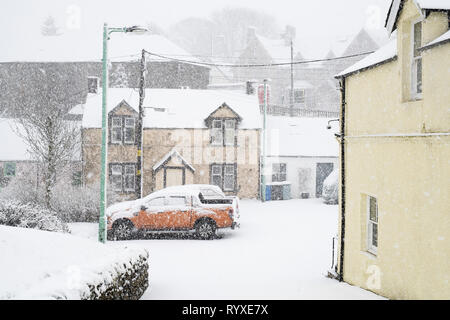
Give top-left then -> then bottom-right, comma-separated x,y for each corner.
0,0 -> 393,57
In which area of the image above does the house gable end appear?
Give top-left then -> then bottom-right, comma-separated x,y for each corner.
109,100 -> 138,117
204,103 -> 242,127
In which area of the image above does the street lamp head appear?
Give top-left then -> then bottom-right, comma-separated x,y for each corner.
125,26 -> 149,34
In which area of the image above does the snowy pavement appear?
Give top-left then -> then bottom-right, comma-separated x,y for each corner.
70,199 -> 383,300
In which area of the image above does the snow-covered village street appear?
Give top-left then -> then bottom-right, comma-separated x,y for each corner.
1,0 -> 449,304
70,199 -> 381,300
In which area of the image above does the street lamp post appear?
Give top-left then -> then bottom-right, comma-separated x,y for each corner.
98,23 -> 148,243
261,79 -> 268,202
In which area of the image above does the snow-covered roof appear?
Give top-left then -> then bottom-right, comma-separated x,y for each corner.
0,119 -> 33,161
386,0 -> 450,34
256,35 -> 293,63
266,116 -> 339,158
336,37 -> 397,78
0,30 -> 201,64
80,88 -> 262,129
421,30 -> 450,50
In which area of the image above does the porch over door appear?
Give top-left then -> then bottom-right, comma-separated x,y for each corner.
164,167 -> 184,188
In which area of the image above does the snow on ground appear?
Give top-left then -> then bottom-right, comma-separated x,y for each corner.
0,225 -> 146,299
70,199 -> 383,300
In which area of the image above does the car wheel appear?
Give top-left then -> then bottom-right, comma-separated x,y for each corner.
195,220 -> 216,240
113,220 -> 135,241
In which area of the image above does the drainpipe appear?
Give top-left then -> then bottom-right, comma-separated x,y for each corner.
338,77 -> 346,282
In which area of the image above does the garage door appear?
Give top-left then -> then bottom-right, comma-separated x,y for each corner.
316,163 -> 334,198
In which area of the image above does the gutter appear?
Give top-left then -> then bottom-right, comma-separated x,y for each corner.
338,77 -> 346,282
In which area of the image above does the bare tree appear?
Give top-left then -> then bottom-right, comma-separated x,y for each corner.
10,65 -> 81,208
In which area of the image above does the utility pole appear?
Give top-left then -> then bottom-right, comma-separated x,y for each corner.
261,79 -> 268,202
290,39 -> 294,117
136,49 -> 146,199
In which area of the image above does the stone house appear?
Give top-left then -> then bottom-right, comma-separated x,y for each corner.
78,88 -> 262,200
334,0 -> 450,299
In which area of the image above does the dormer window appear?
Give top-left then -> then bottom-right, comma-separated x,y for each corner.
110,116 -> 136,145
211,119 -> 236,146
412,21 -> 423,99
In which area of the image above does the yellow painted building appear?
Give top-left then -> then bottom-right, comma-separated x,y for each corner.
335,0 -> 450,299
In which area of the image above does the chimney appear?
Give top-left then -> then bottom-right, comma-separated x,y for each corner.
246,80 -> 255,95
247,26 -> 257,44
87,76 -> 99,94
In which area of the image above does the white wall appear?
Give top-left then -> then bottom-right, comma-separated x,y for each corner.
265,156 -> 338,199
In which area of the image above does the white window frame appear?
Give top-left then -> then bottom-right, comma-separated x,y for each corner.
211,164 -> 223,188
224,119 -> 236,146
123,164 -> 136,192
111,164 -> 123,192
111,117 -> 123,144
411,19 -> 423,100
272,163 -> 287,182
124,117 -> 136,144
367,195 -> 378,255
211,120 -> 224,146
294,88 -> 306,105
223,164 -> 235,191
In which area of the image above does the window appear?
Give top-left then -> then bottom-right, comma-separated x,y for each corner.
294,89 -> 306,104
224,120 -> 236,146
111,117 -> 122,144
123,165 -> 135,192
109,163 -> 136,193
224,165 -> 235,191
167,196 -> 187,206
272,163 -> 287,182
211,120 -> 224,145
147,197 -> 166,207
210,164 -> 237,192
287,89 -> 306,105
210,119 -> 236,146
110,165 -> 123,192
3,162 -> 16,177
367,196 -> 378,254
211,165 -> 222,188
110,116 -> 136,144
124,118 -> 136,144
412,21 -> 422,98
72,171 -> 82,186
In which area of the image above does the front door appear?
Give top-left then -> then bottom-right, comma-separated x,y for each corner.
316,163 -> 334,198
164,167 -> 184,188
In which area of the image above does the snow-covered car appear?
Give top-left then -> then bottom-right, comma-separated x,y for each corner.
322,169 -> 338,205
107,185 -> 240,240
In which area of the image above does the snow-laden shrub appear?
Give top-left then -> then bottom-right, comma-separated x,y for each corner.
0,174 -> 42,205
0,175 -> 121,223
50,181 -> 121,223
322,169 -> 338,205
0,200 -> 69,233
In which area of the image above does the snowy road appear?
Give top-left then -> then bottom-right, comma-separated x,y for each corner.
70,199 -> 383,299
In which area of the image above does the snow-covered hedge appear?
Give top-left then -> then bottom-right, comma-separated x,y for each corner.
0,225 -> 149,300
0,200 -> 69,233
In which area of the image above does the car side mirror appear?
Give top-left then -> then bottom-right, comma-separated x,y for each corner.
140,205 -> 147,211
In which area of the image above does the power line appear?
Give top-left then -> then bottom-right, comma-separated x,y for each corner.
143,49 -> 374,68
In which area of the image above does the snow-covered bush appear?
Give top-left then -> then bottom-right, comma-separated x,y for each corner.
50,181 -> 121,223
0,200 -> 69,233
322,169 -> 338,205
0,175 -> 121,223
0,174 -> 42,205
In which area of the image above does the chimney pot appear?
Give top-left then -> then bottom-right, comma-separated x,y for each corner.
87,76 -> 99,94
